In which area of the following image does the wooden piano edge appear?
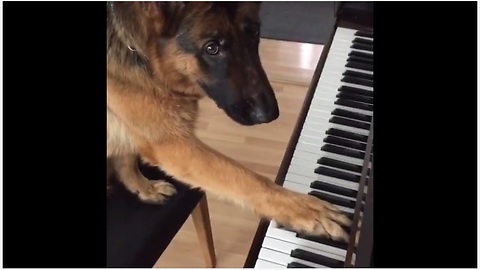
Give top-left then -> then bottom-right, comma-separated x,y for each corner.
338,3 -> 374,266
243,23 -> 339,268
344,116 -> 374,267
354,158 -> 374,267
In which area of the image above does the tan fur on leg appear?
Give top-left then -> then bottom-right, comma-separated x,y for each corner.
134,136 -> 351,241
112,154 -> 177,204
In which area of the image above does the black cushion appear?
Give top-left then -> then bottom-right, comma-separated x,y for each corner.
107,160 -> 203,267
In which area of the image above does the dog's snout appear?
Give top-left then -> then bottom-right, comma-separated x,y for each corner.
249,106 -> 269,123
248,92 -> 280,124
249,101 -> 279,124
223,90 -> 279,126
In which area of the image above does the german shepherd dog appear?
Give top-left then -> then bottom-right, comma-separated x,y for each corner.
107,2 -> 351,242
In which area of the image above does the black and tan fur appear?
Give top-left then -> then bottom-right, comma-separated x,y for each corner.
107,2 -> 351,242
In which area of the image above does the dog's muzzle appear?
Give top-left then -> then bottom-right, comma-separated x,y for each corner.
225,93 -> 279,126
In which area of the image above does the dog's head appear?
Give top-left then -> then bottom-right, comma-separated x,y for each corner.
111,2 -> 279,126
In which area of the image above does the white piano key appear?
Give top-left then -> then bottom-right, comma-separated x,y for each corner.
304,109 -> 332,120
309,90 -> 341,101
294,143 -> 366,166
262,236 -> 346,262
320,78 -> 373,92
299,127 -> 366,144
254,258 -> 285,268
303,119 -> 370,136
312,87 -> 372,102
292,148 -> 320,160
305,112 -> 371,129
298,127 -> 368,151
298,134 -> 367,153
285,170 -> 359,194
298,132 -> 340,147
258,247 -> 328,268
334,29 -> 356,40
320,77 -> 373,92
290,154 -> 362,176
327,63 -> 373,75
309,98 -> 373,117
289,155 -> 317,170
286,165 -> 360,191
341,81 -> 373,92
333,45 -> 374,56
266,221 -> 348,258
300,127 -> 371,146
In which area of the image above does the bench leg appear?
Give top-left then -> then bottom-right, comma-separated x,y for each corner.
191,193 -> 216,268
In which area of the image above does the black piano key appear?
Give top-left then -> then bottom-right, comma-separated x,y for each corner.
353,37 -> 373,47
346,61 -> 373,71
287,262 -> 313,268
310,180 -> 368,203
355,30 -> 373,39
348,51 -> 373,61
336,92 -> 374,105
348,55 -> 373,66
326,128 -> 369,143
347,55 -> 373,65
290,249 -> 344,268
296,233 -> 348,250
351,42 -> 373,52
332,108 -> 372,122
335,98 -> 373,112
343,69 -> 373,81
338,86 -> 373,97
321,144 -> 365,160
341,75 -> 373,88
317,157 -> 364,174
309,190 -> 357,209
324,135 -> 367,151
314,166 -> 361,183
310,180 -> 358,198
330,116 -> 371,130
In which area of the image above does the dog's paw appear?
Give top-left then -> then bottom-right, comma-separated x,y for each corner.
137,180 -> 177,204
276,191 -> 352,242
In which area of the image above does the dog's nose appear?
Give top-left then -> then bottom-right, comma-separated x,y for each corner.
249,106 -> 269,123
249,103 -> 279,124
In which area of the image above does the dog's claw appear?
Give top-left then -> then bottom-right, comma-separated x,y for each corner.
137,180 -> 177,204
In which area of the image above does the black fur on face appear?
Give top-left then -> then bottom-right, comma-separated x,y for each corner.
174,2 -> 280,126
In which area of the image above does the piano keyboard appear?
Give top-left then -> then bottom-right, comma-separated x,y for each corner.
254,27 -> 374,268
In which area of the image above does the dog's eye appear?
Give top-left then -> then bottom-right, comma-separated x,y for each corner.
204,41 -> 220,55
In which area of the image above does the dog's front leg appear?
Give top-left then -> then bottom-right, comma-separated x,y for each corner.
138,136 -> 352,242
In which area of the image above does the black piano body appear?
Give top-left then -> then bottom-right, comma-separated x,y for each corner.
244,2 -> 374,268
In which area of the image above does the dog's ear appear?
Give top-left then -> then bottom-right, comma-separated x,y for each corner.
144,2 -> 186,38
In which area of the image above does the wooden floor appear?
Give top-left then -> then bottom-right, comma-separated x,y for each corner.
154,39 -> 324,268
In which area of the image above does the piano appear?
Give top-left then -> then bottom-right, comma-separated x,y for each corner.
244,2 -> 374,268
